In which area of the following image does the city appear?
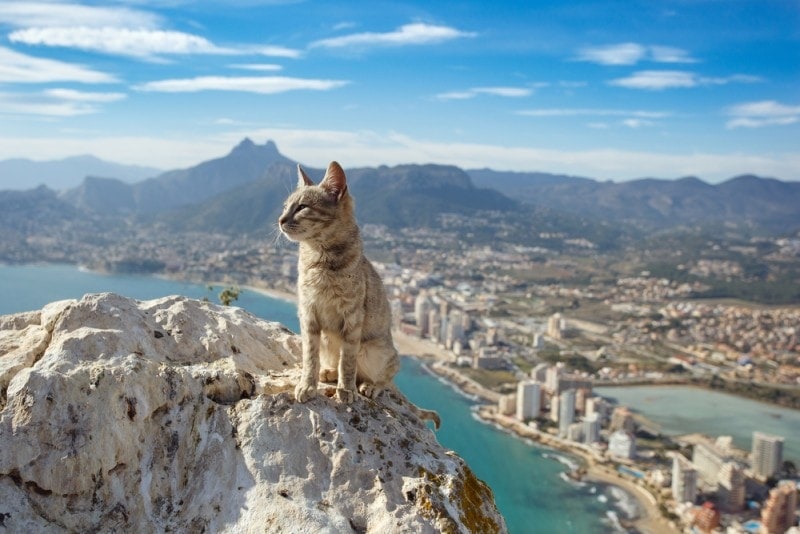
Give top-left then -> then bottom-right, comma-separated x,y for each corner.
1,196 -> 799,533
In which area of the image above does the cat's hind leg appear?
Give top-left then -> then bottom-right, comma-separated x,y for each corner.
357,340 -> 400,399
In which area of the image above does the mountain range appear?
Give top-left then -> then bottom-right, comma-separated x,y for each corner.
1,139 -> 799,240
0,155 -> 161,191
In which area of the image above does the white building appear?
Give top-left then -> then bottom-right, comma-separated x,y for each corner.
608,430 -> 636,460
498,394 -> 516,416
414,293 -> 431,333
671,454 -> 698,505
583,413 -> 600,444
558,389 -> 576,437
751,431 -> 784,481
717,462 -> 745,513
516,381 -> 541,421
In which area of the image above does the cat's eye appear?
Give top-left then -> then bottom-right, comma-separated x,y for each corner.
296,204 -> 308,212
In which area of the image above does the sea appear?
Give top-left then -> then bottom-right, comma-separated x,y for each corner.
0,263 -> 637,533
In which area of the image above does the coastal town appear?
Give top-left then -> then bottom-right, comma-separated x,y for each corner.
3,212 -> 800,533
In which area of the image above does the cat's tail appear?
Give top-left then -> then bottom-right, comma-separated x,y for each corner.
387,385 -> 441,430
409,403 -> 441,430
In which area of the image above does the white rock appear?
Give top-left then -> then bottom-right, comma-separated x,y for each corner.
0,293 -> 505,533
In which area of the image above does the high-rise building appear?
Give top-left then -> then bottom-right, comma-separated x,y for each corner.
693,502 -> 720,533
585,397 -> 611,426
583,413 -> 600,444
498,394 -> 516,416
389,299 -> 403,330
414,293 -> 431,333
692,442 -> 729,487
610,406 -> 636,433
530,363 -> 549,383
558,389 -> 576,437
427,309 -> 440,341
760,480 -> 798,534
608,430 -> 636,459
671,454 -> 698,505
516,381 -> 541,421
545,363 -> 563,394
547,313 -> 564,340
751,431 -> 784,481
717,462 -> 745,513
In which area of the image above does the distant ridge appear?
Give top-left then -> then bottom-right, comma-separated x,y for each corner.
63,138 -> 293,214
0,155 -> 161,191
469,169 -> 800,232
3,139 -> 798,236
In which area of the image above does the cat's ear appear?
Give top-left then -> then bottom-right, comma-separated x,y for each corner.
297,164 -> 314,188
320,161 -> 348,201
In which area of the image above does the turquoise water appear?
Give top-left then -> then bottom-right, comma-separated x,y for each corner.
598,385 -> 800,463
0,264 -> 636,533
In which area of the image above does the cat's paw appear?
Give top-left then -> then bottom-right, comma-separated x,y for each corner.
336,387 -> 355,403
358,382 -> 376,399
319,368 -> 338,383
295,382 -> 317,403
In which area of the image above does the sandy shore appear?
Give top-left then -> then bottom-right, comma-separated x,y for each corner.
584,465 -> 677,534
241,283 -> 298,304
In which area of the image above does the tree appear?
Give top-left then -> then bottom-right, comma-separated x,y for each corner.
218,286 -> 241,306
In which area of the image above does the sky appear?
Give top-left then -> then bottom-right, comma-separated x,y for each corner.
0,0 -> 798,182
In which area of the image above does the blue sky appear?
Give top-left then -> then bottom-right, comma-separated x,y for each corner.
0,0 -> 798,182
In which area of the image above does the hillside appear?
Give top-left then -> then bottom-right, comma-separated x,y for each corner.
161,159 -> 518,233
469,169 -> 800,232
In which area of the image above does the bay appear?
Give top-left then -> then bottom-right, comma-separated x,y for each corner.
598,385 -> 800,463
0,264 -> 635,533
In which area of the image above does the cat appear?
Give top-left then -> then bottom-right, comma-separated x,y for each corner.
278,161 -> 440,429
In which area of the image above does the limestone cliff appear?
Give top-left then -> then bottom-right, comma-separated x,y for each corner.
0,293 -> 505,533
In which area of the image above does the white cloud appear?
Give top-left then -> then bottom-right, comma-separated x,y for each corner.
576,43 -> 646,65
0,46 -> 117,83
517,108 -> 669,119
229,63 -> 284,72
608,70 -> 760,90
2,3 -> 301,61
576,43 -> 697,65
0,1 -> 159,29
726,100 -> 800,129
310,22 -> 476,49
252,45 -> 303,59
649,46 -> 697,64
0,90 -> 120,116
609,70 -> 697,90
135,75 -> 349,94
43,89 -> 126,103
437,86 -> 532,100
10,27 -> 235,60
621,118 -> 655,128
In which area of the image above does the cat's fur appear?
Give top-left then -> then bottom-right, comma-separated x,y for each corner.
279,161 -> 439,428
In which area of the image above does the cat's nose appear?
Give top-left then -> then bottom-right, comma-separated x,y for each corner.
278,214 -> 288,226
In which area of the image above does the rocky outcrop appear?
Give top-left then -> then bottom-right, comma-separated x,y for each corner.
0,293 -> 505,533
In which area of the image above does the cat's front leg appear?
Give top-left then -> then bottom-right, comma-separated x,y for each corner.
295,323 -> 321,403
336,338 -> 360,403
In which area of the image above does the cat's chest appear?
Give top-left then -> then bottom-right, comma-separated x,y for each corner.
299,267 -> 364,310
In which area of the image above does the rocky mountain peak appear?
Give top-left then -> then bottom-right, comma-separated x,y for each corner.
0,293 -> 505,532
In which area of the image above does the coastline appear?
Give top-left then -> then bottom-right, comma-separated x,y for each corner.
392,329 -> 677,534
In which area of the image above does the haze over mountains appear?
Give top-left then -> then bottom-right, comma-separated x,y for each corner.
0,155 -> 161,191
2,139 -> 799,238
